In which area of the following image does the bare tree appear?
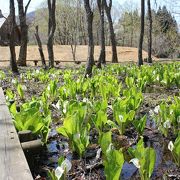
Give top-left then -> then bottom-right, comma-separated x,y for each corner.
69,0 -> 81,63
97,0 -> 106,68
138,0 -> 145,66
104,0 -> 118,63
147,0 -> 152,63
34,26 -> 46,69
9,0 -> 19,74
84,0 -> 95,77
47,0 -> 56,68
17,0 -> 31,66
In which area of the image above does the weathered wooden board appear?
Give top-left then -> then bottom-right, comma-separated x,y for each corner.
0,87 -> 6,105
0,87 -> 33,180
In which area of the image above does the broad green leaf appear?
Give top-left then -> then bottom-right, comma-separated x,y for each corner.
104,150 -> 124,180
133,115 -> 147,135
99,132 -> 112,154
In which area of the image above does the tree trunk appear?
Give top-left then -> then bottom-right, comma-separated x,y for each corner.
9,0 -> 19,74
104,0 -> 118,63
122,24 -> 125,46
34,26 -> 46,69
97,0 -> 106,68
84,0 -> 94,77
17,0 -> 31,66
147,0 -> 153,63
47,0 -> 56,68
70,0 -> 80,63
70,43 -> 77,62
130,14 -> 134,47
138,0 -> 145,66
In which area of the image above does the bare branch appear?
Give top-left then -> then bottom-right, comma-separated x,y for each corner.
25,0 -> 32,15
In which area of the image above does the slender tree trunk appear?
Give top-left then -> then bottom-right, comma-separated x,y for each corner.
138,0 -> 145,66
104,0 -> 118,63
147,0 -> 153,63
84,0 -> 94,77
17,0 -> 31,66
47,0 -> 56,68
130,28 -> 133,47
130,14 -> 134,47
34,26 -> 46,69
70,43 -> 77,62
70,0 -> 79,63
97,0 -> 106,68
122,24 -> 125,46
9,0 -> 19,74
105,23 -> 109,46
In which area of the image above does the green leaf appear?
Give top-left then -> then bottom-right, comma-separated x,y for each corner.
10,102 -> 17,116
57,126 -> 68,138
58,156 -> 65,167
99,132 -> 112,154
17,84 -> 24,100
56,102 -> 90,157
128,110 -> 135,121
128,137 -> 156,180
133,115 -> 147,135
11,100 -> 51,143
93,110 -> 107,131
145,148 -> 156,178
107,120 -> 119,129
171,135 -> 180,166
104,149 -> 124,180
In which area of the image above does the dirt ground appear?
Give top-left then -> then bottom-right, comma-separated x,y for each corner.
0,45 -> 157,66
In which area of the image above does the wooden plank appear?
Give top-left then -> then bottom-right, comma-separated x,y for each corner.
0,88 -> 33,180
0,88 -> 6,105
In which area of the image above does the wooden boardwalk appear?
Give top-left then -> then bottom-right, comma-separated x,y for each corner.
0,88 -> 33,180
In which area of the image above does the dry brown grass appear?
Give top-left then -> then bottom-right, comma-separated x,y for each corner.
0,45 -> 157,66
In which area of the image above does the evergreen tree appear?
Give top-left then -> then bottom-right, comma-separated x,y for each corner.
156,6 -> 178,33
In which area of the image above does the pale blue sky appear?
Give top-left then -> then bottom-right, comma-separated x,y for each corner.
0,0 -> 43,14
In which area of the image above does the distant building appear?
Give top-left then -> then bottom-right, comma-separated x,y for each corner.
0,14 -> 21,46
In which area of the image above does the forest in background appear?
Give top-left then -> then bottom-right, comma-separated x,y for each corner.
27,0 -> 180,59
